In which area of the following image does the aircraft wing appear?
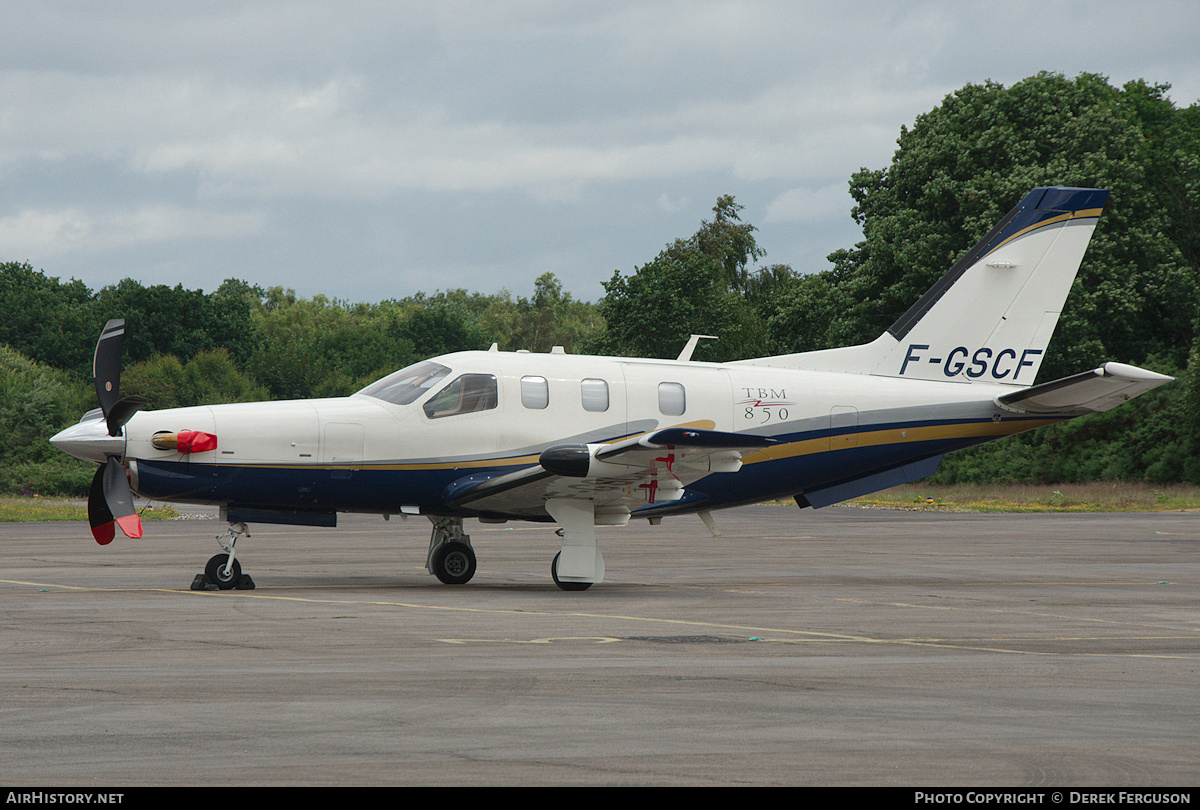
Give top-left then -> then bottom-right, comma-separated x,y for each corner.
444,428 -> 775,520
995,362 -> 1174,415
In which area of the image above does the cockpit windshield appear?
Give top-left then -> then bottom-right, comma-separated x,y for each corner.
357,360 -> 451,405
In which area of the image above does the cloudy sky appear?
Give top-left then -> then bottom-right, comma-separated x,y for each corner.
2,1 -> 1198,306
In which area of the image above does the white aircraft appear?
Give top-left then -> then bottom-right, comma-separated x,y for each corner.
51,187 -> 1173,591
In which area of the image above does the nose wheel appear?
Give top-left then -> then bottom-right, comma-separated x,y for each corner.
204,553 -> 243,589
191,521 -> 255,590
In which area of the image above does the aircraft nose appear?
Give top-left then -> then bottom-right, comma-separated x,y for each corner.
49,415 -> 126,463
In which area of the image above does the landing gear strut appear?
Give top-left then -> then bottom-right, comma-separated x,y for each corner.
426,517 -> 477,585
547,498 -> 604,592
191,521 -> 256,591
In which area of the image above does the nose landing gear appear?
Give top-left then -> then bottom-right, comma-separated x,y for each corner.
191,521 -> 256,591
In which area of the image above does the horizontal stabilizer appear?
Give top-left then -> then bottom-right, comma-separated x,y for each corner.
995,362 -> 1173,415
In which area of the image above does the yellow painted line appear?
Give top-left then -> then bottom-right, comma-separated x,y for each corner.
9,579 -> 1194,659
1,578 -> 97,591
441,637 -> 622,645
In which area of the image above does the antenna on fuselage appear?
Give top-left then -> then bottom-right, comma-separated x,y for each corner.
677,334 -> 717,362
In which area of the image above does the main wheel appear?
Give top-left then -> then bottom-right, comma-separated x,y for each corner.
205,553 -> 242,590
431,541 -> 476,585
551,552 -> 592,591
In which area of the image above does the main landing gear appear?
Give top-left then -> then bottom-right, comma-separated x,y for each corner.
551,552 -> 592,591
425,512 -> 601,591
191,521 -> 256,591
546,499 -> 604,592
426,517 -> 477,585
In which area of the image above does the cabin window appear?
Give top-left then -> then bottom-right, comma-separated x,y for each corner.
658,382 -> 685,415
521,376 -> 549,409
357,361 -> 451,406
581,378 -> 609,412
423,374 -> 498,419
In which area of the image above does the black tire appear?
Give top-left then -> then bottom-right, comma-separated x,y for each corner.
551,552 -> 592,591
205,553 -> 242,591
431,541 -> 476,585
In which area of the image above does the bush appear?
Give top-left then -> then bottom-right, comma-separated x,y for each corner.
0,345 -> 94,495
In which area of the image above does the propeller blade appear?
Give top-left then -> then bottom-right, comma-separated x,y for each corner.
103,457 -> 143,539
87,465 -> 115,545
94,319 -> 128,418
87,458 -> 143,545
105,395 -> 150,438
93,319 -> 148,436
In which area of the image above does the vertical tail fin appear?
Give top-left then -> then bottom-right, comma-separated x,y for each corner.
883,187 -> 1108,384
745,187 -> 1109,384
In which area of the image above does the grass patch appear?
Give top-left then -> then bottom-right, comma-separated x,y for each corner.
845,482 -> 1200,512
0,498 -> 180,522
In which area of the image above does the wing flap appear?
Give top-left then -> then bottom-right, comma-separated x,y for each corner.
446,428 -> 773,518
996,362 -> 1173,415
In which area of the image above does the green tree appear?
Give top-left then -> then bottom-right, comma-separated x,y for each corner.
776,72 -> 1198,381
209,278 -> 266,365
0,345 -> 93,495
587,197 -> 778,361
93,278 -> 263,369
123,348 -> 268,411
664,195 -> 766,292
790,72 -> 1200,484
480,273 -> 604,353
1121,80 -> 1200,280
247,293 -> 418,399
398,302 -> 491,359
0,262 -> 96,374
588,249 -> 768,362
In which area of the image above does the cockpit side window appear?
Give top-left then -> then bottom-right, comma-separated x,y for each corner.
423,374 -> 499,419
357,361 -> 451,406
